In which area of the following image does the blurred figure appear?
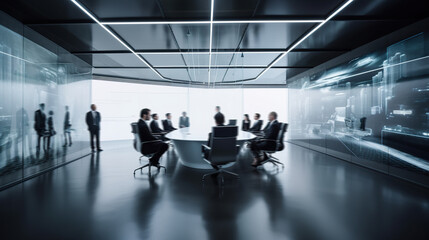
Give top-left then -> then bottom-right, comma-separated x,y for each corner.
214,106 -> 222,119
250,112 -> 280,167
44,110 -> 56,151
85,104 -> 102,152
249,113 -> 263,132
162,113 -> 177,132
34,103 -> 46,151
15,107 -> 31,155
150,114 -> 164,134
179,111 -> 190,128
138,108 -> 169,167
63,106 -> 72,147
242,114 -> 251,131
204,112 -> 225,159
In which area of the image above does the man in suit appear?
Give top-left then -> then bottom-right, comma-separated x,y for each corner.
179,111 -> 190,128
63,105 -> 72,147
162,113 -> 177,132
249,113 -> 263,132
214,106 -> 222,119
34,103 -> 46,150
250,112 -> 280,167
150,113 -> 164,134
138,108 -> 169,166
85,104 -> 102,152
204,112 -> 225,159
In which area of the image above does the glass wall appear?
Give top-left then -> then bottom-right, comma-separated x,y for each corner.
288,32 -> 429,187
0,11 -> 92,188
92,80 -> 288,141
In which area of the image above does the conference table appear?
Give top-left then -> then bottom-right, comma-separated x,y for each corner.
165,127 -> 256,169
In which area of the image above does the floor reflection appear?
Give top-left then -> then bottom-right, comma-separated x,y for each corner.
0,141 -> 429,240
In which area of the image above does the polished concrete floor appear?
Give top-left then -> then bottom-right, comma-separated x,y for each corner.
1,140 -> 429,240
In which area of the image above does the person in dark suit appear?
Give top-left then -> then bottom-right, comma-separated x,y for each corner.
179,111 -> 190,128
34,103 -> 46,150
85,104 -> 102,152
44,110 -> 56,151
204,112 -> 225,159
250,112 -> 280,167
242,114 -> 251,131
138,108 -> 169,166
214,106 -> 222,120
150,114 -> 164,134
249,113 -> 263,132
63,105 -> 72,147
162,113 -> 177,132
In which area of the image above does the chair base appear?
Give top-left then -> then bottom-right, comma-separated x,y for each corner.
202,169 -> 239,183
133,163 -> 166,175
259,153 -> 284,168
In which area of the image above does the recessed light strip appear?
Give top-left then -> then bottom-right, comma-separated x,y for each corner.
136,51 -> 284,55
101,19 -> 324,25
207,0 -> 215,85
255,0 -> 354,80
70,0 -> 165,80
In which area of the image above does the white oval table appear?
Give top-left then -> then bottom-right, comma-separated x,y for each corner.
165,127 -> 256,169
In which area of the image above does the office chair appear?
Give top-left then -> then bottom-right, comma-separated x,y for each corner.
201,126 -> 240,183
131,123 -> 166,175
259,123 -> 288,168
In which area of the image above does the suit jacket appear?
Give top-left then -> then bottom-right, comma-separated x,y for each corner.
85,111 -> 101,131
34,109 -> 46,132
262,120 -> 280,140
64,111 -> 71,129
242,120 -> 251,131
150,120 -> 163,134
138,119 -> 158,143
249,119 -> 263,132
162,119 -> 176,131
179,116 -> 189,128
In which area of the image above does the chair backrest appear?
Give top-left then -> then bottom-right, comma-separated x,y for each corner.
131,122 -> 142,153
209,126 -> 239,165
275,123 -> 288,151
228,119 -> 237,126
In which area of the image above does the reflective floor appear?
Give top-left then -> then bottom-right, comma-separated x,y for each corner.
1,141 -> 429,240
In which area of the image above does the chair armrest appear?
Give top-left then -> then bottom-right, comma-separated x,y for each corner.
201,144 -> 211,152
142,140 -> 162,145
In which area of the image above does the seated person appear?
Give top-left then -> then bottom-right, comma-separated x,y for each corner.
179,111 -> 190,128
138,108 -> 169,167
150,113 -> 168,140
249,111 -> 280,167
248,113 -> 263,132
203,112 -> 225,160
242,114 -> 251,131
162,113 -> 177,132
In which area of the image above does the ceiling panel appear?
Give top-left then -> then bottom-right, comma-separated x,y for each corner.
158,0 -> 209,19
230,52 -> 280,66
240,23 -> 316,49
156,68 -> 191,81
110,24 -> 179,50
141,54 -> 187,67
254,0 -> 343,18
29,24 -> 128,52
223,68 -> 263,82
93,67 -> 164,81
214,0 -> 260,19
88,53 -> 147,67
170,24 -> 210,50
80,0 -> 162,20
274,51 -> 345,67
212,24 -> 247,49
246,69 -> 286,85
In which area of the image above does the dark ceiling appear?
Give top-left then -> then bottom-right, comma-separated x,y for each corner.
1,0 -> 428,85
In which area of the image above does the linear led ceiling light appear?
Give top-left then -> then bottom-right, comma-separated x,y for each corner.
101,19 -> 324,25
207,0 -> 215,84
70,0 -> 165,80
255,0 -> 354,80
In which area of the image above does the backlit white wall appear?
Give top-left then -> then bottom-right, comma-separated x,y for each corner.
92,80 -> 288,140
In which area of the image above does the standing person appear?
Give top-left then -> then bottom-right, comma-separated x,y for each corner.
85,104 -> 102,152
242,114 -> 251,131
63,105 -> 72,147
179,111 -> 190,128
214,106 -> 222,119
162,113 -> 177,132
34,103 -> 46,151
138,108 -> 169,167
45,111 -> 56,151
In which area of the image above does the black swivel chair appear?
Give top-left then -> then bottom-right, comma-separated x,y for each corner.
201,126 -> 240,183
259,123 -> 288,168
131,123 -> 166,175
